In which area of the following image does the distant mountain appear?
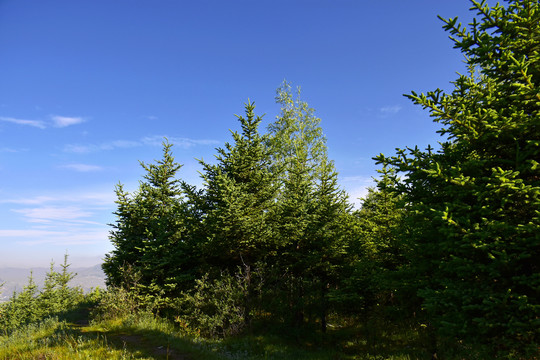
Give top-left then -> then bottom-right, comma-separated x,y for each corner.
0,264 -> 106,302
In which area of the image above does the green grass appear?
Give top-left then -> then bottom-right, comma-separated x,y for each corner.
0,311 -> 216,359
0,304 -> 500,359
0,313 -> 424,359
0,317 -> 141,359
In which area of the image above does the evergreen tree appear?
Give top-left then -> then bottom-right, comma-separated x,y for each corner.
197,101 -> 277,325
355,167 -> 404,273
40,255 -> 80,315
0,273 -> 40,331
306,157 -> 351,332
102,183 -> 140,287
199,101 -> 277,270
344,166 -> 405,316
103,140 -> 193,296
376,0 -> 540,355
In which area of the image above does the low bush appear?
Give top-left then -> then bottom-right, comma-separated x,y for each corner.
174,271 -> 247,338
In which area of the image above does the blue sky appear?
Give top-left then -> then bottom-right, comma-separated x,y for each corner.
0,0 -> 476,268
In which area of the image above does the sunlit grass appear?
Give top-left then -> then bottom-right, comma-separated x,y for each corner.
1,313 -> 425,360
0,317 -> 144,359
0,307 -> 497,359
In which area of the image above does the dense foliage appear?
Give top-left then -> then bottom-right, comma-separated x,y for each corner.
101,1 -> 540,352
2,1 -> 536,358
376,0 -> 540,356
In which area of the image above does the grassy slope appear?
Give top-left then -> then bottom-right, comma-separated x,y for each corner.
2,301 -> 495,359
0,302 -> 436,360
0,304 -> 209,360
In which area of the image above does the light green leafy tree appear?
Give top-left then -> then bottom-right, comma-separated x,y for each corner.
267,81 -> 351,330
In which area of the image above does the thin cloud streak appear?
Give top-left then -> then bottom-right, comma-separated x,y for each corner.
0,147 -> 21,153
0,229 -> 66,237
64,135 -> 219,153
0,115 -> 85,129
60,163 -> 104,172
142,135 -> 220,148
63,140 -> 140,153
0,191 -> 115,207
0,116 -> 46,129
379,105 -> 402,115
1,189 -> 114,249
13,206 -> 94,224
0,229 -> 109,246
51,115 -> 85,127
342,175 -> 374,183
0,196 -> 57,205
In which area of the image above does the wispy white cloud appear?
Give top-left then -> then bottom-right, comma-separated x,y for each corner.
64,140 -> 140,153
19,230 -> 109,245
0,189 -> 114,266
51,115 -> 84,128
107,140 -> 140,149
0,116 -> 46,129
0,228 -> 109,245
74,191 -> 117,206
141,136 -> 171,147
174,137 -> 220,148
142,135 -> 220,148
0,147 -> 21,153
63,144 -> 96,153
379,105 -> 402,115
0,196 -> 56,205
13,206 -> 95,224
0,190 -> 115,207
60,163 -> 104,172
140,135 -> 220,148
342,175 -> 374,183
64,135 -> 219,153
0,115 -> 85,129
0,229 -> 66,238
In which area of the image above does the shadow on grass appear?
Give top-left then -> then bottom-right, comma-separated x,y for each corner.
44,302 -> 194,359
73,326 -> 191,360
231,317 -> 433,360
48,304 -> 440,360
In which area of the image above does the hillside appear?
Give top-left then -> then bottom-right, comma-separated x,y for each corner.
0,264 -> 105,302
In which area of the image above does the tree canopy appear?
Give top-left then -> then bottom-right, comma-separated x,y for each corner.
102,1 -> 539,356
376,0 -> 540,353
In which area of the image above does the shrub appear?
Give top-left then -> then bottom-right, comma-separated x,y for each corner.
174,272 -> 247,338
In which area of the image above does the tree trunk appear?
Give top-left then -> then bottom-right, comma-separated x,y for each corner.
320,282 -> 328,333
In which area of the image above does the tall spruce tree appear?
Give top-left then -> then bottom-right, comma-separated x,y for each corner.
197,101 -> 277,325
103,140 -> 193,296
199,101 -> 276,270
307,157 -> 351,332
376,0 -> 540,355
345,166 -> 406,316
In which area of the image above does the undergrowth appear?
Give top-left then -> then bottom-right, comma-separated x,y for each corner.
0,265 -> 504,360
